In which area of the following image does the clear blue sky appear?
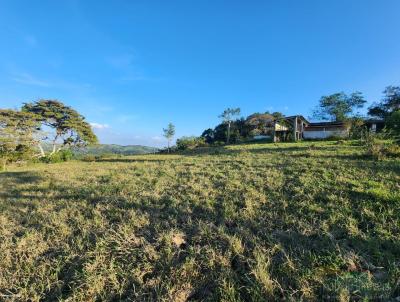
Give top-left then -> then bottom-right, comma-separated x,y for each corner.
1,0 -> 399,146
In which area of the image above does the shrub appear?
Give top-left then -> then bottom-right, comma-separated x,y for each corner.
1,143 -> 36,170
385,144 -> 400,157
327,135 -> 348,141
361,131 -> 399,159
158,146 -> 177,154
362,131 -> 383,159
349,118 -> 367,139
213,141 -> 226,146
176,136 -> 207,150
386,110 -> 400,144
81,155 -> 97,162
41,149 -> 74,163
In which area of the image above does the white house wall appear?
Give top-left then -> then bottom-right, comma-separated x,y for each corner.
253,135 -> 271,140
274,123 -> 288,131
303,129 -> 348,139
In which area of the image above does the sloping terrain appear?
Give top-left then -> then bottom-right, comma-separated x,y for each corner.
41,143 -> 157,156
0,141 -> 399,301
76,144 -> 157,156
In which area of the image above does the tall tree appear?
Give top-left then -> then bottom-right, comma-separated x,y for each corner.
213,123 -> 229,143
245,113 -> 275,136
368,86 -> 400,119
201,128 -> 215,144
386,110 -> 400,138
22,100 -> 98,156
313,92 -> 366,121
163,123 -> 175,153
271,112 -> 285,120
219,108 -> 241,144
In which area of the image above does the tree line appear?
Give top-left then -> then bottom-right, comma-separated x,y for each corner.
1,85 -> 399,166
173,86 -> 400,150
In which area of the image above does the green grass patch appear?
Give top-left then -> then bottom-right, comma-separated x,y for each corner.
0,141 -> 399,301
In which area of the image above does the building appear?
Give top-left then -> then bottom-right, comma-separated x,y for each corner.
364,119 -> 385,133
273,115 -> 309,142
271,116 -> 384,141
303,121 -> 349,139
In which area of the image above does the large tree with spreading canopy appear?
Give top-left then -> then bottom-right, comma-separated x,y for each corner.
313,92 -> 366,121
22,100 -> 98,156
368,86 -> 400,119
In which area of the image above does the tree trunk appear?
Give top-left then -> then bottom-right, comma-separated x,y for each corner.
50,134 -> 60,155
38,143 -> 45,157
50,142 -> 57,155
168,141 -> 170,153
227,122 -> 231,144
293,116 -> 297,141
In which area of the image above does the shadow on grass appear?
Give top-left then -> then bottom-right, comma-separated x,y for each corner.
1,167 -> 398,300
0,171 -> 42,185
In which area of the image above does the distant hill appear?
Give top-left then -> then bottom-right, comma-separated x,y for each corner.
40,143 -> 158,156
75,144 -> 158,155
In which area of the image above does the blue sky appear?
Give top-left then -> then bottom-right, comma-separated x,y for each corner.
1,0 -> 399,146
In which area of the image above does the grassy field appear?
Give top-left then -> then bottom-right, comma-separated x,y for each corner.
0,141 -> 399,301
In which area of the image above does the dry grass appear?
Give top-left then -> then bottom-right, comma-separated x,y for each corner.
0,141 -> 399,301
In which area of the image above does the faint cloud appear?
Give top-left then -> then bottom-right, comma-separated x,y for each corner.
151,136 -> 164,141
57,80 -> 93,90
10,71 -> 94,92
116,114 -> 138,124
106,53 -> 149,82
283,106 -> 289,111
106,54 -> 135,69
12,72 -> 50,87
90,122 -> 110,130
24,35 -> 38,47
97,105 -> 114,112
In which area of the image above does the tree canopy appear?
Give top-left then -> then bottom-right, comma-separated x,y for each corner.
386,110 -> 400,143
198,111 -> 286,145
219,108 -> 241,143
0,109 -> 39,168
368,86 -> 400,119
219,108 -> 241,123
313,92 -> 366,121
163,123 -> 175,152
245,113 -> 275,136
1,100 -> 97,167
201,128 -> 215,144
22,100 -> 98,155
